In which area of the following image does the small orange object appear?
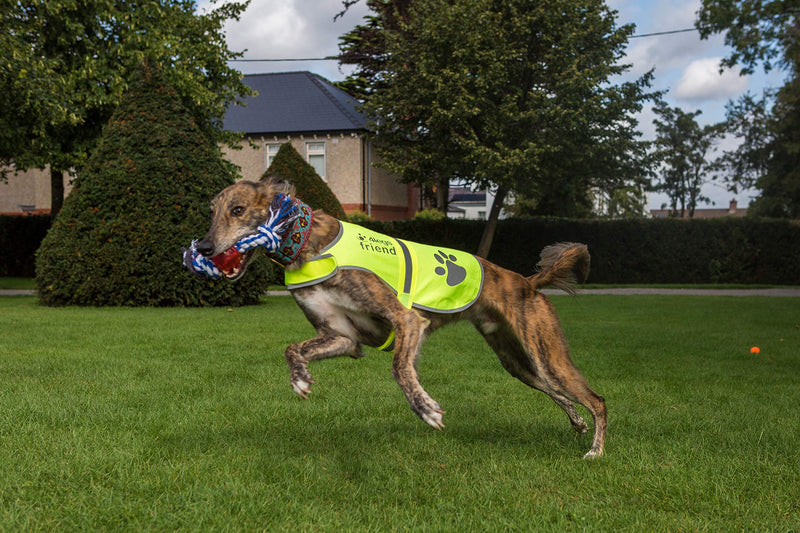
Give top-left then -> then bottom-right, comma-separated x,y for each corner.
750,346 -> 760,354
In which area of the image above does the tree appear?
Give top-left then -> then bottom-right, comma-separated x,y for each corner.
264,143 -> 346,219
339,0 -> 656,256
696,0 -> 800,75
697,1 -> 800,216
0,0 -> 251,219
35,65 -> 272,307
715,92 -> 772,193
748,77 -> 800,217
652,102 -> 723,218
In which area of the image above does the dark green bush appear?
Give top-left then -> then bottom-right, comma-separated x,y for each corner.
0,214 -> 50,277
35,66 -> 274,306
264,143 -> 346,219
360,217 -> 800,285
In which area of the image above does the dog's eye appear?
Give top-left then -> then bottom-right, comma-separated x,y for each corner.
231,206 -> 245,217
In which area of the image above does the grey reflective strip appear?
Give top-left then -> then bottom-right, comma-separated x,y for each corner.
318,221 -> 344,255
397,239 -> 413,295
285,269 -> 339,290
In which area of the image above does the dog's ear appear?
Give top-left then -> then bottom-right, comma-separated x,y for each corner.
260,173 -> 296,198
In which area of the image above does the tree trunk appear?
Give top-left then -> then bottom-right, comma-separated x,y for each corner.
50,168 -> 64,220
476,185 -> 508,259
436,176 -> 449,214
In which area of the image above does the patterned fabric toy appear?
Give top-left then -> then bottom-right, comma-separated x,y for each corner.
182,193 -> 304,279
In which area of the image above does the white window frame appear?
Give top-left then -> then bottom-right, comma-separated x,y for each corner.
305,141 -> 326,180
265,143 -> 281,170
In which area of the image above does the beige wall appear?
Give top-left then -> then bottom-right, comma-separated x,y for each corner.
225,132 -> 413,219
362,140 -> 410,211
2,133 -> 416,220
0,167 -> 72,214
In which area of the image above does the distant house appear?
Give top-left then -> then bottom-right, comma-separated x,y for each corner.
650,199 -> 748,219
223,71 -> 417,220
447,186 -> 506,220
0,71 -> 417,220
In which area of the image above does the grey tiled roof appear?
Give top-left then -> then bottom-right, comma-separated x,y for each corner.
223,71 -> 366,135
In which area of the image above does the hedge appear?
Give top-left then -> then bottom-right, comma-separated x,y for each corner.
0,214 -> 51,277
360,216 -> 800,285
33,66 -> 274,306
6,214 -> 799,286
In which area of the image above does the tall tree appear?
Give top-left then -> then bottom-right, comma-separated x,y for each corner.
696,0 -> 800,74
749,77 -> 800,217
697,0 -> 800,216
0,0 -> 251,218
339,0 -> 656,256
716,91 -> 772,194
652,102 -> 723,218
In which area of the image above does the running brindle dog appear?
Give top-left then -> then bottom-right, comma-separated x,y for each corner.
195,176 -> 606,458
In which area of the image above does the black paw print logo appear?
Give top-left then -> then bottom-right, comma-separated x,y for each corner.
434,250 -> 467,286
358,233 -> 366,241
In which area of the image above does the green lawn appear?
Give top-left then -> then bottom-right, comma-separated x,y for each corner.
0,277 -> 36,290
1,294 -> 798,531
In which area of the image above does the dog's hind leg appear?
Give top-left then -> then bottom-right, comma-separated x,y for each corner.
477,324 -> 588,430
284,331 -> 360,398
476,319 -> 606,458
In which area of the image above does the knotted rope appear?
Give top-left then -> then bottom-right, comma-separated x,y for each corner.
182,193 -> 301,280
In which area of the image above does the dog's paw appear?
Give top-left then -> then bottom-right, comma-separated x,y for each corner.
411,396 -> 446,429
421,408 -> 446,430
572,418 -> 589,434
291,377 -> 313,399
287,361 -> 315,399
583,447 -> 604,460
289,368 -> 315,399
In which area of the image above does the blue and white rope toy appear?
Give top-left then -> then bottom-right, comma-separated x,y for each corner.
182,193 -> 300,279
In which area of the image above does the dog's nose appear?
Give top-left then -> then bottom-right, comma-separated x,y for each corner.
195,239 -> 215,257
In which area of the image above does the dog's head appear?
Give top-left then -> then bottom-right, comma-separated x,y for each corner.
194,175 -> 295,279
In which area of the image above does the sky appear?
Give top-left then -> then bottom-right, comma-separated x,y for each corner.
201,0 -> 789,210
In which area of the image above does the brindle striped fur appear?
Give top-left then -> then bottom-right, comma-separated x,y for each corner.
198,177 -> 606,458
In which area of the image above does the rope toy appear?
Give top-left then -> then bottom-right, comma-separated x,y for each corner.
182,193 -> 300,279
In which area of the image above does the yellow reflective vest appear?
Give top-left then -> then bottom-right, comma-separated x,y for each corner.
285,221 -> 484,317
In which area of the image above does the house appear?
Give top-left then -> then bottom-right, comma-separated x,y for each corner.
222,71 -> 416,220
650,199 -> 748,219
1,71 -> 417,220
0,167 -> 70,215
447,186 -> 506,220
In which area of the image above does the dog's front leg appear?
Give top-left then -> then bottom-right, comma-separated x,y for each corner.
285,332 -> 359,398
391,313 -> 444,429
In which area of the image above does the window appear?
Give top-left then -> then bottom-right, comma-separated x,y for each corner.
265,144 -> 281,169
306,142 -> 326,180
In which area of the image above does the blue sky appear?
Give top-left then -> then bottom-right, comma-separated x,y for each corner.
205,0 -> 788,209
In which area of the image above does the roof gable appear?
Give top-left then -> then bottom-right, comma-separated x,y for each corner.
223,71 -> 366,135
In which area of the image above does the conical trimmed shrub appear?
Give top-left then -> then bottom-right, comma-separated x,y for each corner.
264,143 -> 346,219
35,66 -> 274,306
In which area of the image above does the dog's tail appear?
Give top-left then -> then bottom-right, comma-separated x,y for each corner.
528,242 -> 590,295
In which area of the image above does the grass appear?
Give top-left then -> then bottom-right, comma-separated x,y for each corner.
0,277 -> 36,290
1,294 -> 798,531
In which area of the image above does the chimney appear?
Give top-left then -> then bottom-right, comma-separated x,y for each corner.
729,199 -> 737,213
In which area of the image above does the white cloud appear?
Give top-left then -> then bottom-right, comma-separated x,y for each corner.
224,2 -> 309,57
200,0 -> 371,80
674,57 -> 749,100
